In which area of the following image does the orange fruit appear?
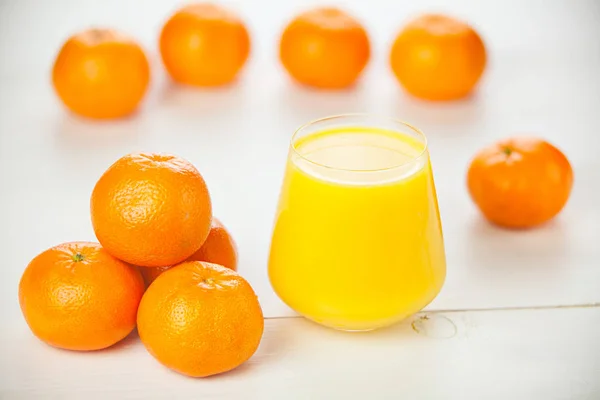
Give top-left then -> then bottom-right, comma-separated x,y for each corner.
189,218 -> 238,269
52,28 -> 150,119
18,242 -> 145,351
140,265 -> 171,288
141,217 -> 238,286
159,3 -> 251,86
390,14 -> 486,101
137,261 -> 264,377
91,153 -> 212,267
279,7 -> 370,89
467,137 -> 573,228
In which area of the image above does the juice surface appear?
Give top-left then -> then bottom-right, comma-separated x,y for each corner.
268,127 -> 446,331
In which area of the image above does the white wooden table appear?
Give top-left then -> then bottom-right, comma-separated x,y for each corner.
1,0 -> 599,398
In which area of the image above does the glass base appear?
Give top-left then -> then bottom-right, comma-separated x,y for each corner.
326,325 -> 377,333
303,314 -> 403,332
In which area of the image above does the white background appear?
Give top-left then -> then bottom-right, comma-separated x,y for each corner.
1,0 -> 599,398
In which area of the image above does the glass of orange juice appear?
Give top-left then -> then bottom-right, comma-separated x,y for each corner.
268,114 -> 446,331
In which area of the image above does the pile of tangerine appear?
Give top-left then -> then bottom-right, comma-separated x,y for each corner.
19,153 -> 264,378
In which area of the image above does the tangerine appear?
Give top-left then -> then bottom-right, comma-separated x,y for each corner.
91,153 -> 212,267
279,7 -> 370,89
137,261 -> 264,377
467,137 -> 573,228
160,3 -> 250,86
19,242 -> 144,351
390,14 -> 486,101
141,218 -> 238,286
52,28 -> 150,119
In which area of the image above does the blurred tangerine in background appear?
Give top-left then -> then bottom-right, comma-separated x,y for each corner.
52,28 -> 150,119
279,7 -> 370,89
160,3 -> 251,86
141,217 -> 238,286
390,14 -> 486,101
467,137 -> 573,229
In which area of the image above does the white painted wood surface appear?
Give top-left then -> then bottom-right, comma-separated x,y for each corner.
2,307 -> 599,399
0,0 -> 599,398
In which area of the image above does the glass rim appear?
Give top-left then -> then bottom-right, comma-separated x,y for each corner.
290,113 -> 428,173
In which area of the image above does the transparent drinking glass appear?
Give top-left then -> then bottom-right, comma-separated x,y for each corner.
268,114 -> 446,331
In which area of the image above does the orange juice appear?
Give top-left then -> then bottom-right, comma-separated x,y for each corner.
268,120 -> 446,331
